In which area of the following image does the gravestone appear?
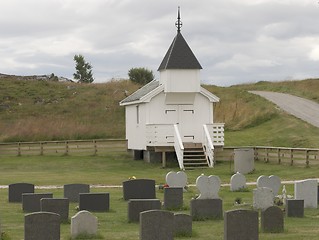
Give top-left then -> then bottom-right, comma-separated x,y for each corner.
257,175 -> 281,197
286,199 -> 304,217
128,199 -> 161,222
79,193 -> 109,212
196,174 -> 221,199
233,148 -> 254,174
174,213 -> 192,236
71,210 -> 98,239
22,193 -> 53,212
224,209 -> 259,240
166,171 -> 187,189
261,206 -> 284,233
294,179 -> 318,208
140,210 -> 174,240
164,187 -> 183,209
24,212 -> 60,240
230,172 -> 246,191
253,187 -> 274,210
123,179 -> 156,200
40,198 -> 69,222
190,198 -> 223,220
64,183 -> 90,202
9,183 -> 35,203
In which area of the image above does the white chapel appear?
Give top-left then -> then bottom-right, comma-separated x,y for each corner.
120,8 -> 224,170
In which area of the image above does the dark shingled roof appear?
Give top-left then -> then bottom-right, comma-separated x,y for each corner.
158,32 -> 202,71
120,80 -> 160,104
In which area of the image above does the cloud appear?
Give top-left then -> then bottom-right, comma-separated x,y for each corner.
0,0 -> 319,85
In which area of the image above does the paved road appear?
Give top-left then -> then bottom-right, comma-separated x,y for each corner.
250,91 -> 319,128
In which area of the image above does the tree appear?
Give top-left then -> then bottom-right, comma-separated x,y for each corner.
128,67 -> 154,85
73,54 -> 94,83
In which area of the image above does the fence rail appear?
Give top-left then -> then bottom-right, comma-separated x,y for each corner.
215,146 -> 319,167
0,139 -> 127,156
1,141 -> 319,167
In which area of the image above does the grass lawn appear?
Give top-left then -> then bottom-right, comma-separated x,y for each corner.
0,154 -> 319,239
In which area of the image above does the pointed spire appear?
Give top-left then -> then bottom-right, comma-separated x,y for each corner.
175,6 -> 182,33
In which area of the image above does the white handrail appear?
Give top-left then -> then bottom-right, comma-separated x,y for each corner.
173,124 -> 184,170
203,124 -> 214,167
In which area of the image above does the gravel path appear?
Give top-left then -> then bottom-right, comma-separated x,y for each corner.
250,91 -> 319,128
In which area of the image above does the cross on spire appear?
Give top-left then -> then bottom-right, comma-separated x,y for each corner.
175,6 -> 182,33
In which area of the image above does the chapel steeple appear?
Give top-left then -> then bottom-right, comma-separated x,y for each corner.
157,7 -> 202,71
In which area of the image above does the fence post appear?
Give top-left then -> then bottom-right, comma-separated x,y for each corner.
17,142 -> 21,156
65,141 -> 69,155
290,149 -> 293,166
306,150 -> 309,167
93,140 -> 97,156
277,148 -> 281,164
40,142 -> 43,156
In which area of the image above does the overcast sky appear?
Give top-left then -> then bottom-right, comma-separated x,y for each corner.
1,0 -> 319,86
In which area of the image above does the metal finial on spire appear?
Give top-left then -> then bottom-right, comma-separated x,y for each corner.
175,6 -> 182,33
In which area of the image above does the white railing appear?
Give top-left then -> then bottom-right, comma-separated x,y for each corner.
203,124 -> 214,167
173,124 -> 185,170
205,123 -> 225,146
145,124 -> 174,146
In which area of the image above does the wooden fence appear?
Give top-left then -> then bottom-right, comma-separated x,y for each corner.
0,139 -> 127,157
216,146 -> 319,166
1,140 -> 319,167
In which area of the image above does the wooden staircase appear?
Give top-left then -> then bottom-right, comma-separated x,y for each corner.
183,144 -> 209,169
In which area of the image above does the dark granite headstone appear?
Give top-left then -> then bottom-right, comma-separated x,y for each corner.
286,199 -> 304,217
261,206 -> 284,233
79,193 -> 109,212
41,198 -> 70,222
174,213 -> 192,236
64,183 -> 90,202
8,183 -> 34,202
140,210 -> 174,240
22,193 -> 53,212
24,212 -> 60,240
190,198 -> 223,220
224,209 -> 259,240
123,179 -> 156,201
128,199 -> 161,222
164,187 -> 183,209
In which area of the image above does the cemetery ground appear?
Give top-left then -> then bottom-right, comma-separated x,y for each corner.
0,153 -> 319,239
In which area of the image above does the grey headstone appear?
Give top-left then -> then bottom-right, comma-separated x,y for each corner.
294,179 -> 318,208
286,199 -> 304,218
63,183 -> 90,202
253,187 -> 274,210
230,173 -> 246,191
40,198 -> 69,222
123,179 -> 156,200
8,183 -> 34,202
128,199 -> 161,222
164,187 -> 183,209
224,209 -> 259,240
140,210 -> 174,240
174,213 -> 192,236
22,193 -> 53,212
233,148 -> 254,174
261,206 -> 284,233
190,198 -> 223,220
79,193 -> 109,212
24,212 -> 60,240
71,210 -> 98,239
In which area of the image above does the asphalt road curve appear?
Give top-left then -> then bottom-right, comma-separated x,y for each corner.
249,91 -> 319,128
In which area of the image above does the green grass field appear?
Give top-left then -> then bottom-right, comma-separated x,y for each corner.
0,154 -> 318,239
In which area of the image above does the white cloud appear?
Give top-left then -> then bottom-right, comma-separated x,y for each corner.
0,0 -> 319,85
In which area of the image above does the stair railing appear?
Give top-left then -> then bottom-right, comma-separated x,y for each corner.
203,124 -> 214,167
173,124 -> 185,170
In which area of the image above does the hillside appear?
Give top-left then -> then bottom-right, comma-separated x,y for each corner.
1,76 -> 319,148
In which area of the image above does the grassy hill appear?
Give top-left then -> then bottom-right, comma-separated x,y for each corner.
1,76 -> 319,148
